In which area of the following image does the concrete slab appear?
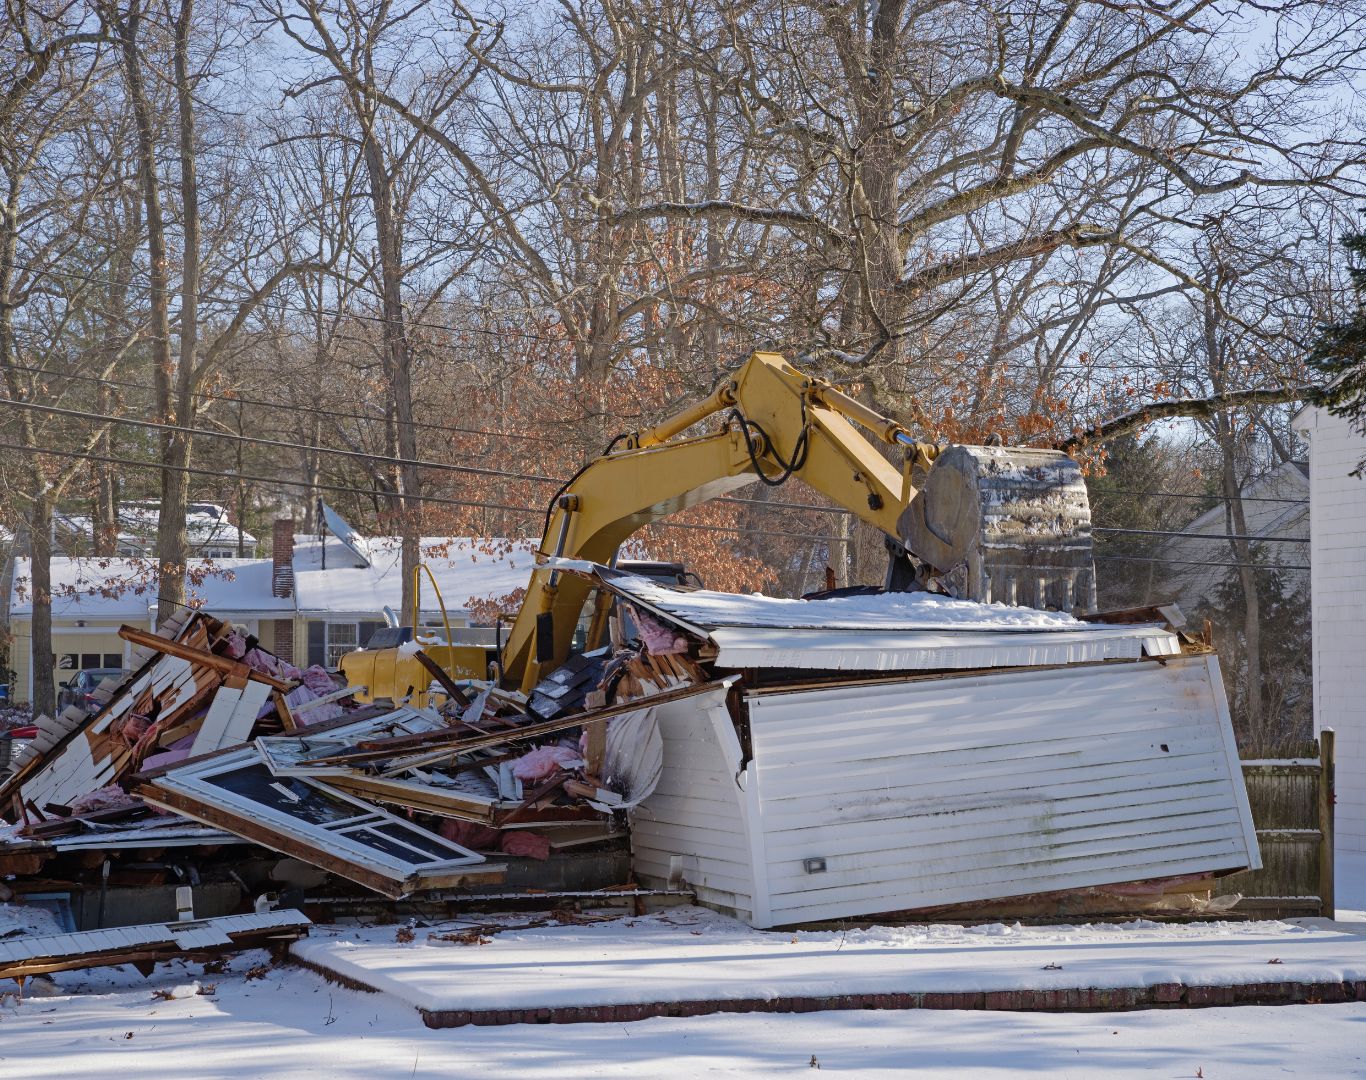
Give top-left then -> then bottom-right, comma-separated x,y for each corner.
290,908 -> 1366,1027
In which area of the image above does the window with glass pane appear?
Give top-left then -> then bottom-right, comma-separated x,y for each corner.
325,622 -> 359,667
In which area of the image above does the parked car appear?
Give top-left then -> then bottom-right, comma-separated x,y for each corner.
57,668 -> 125,712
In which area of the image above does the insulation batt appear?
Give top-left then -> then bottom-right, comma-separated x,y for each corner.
243,648 -> 302,682
438,820 -> 550,860
221,630 -> 248,660
67,784 -> 143,816
510,745 -> 584,782
631,607 -> 691,655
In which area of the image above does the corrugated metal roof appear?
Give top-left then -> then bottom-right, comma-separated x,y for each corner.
708,625 -> 1179,671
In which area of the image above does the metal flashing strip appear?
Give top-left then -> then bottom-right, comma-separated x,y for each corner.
709,624 -> 1179,671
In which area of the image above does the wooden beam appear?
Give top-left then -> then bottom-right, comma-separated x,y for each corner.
117,625 -> 290,690
413,649 -> 472,708
384,679 -> 728,773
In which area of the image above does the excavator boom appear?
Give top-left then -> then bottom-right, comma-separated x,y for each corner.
502,352 -> 1094,690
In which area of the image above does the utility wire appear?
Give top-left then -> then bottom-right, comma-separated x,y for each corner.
1093,526 -> 1307,544
1092,486 -> 1307,505
1094,554 -> 1309,572
0,439 -> 849,545
0,397 -> 563,485
1,365 -> 1314,517
1,360 -> 548,443
0,400 -> 1317,545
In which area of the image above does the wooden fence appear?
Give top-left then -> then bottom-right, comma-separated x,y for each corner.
1222,730 -> 1335,919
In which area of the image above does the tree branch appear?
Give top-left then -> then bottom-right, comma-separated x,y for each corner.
1059,385 -> 1316,451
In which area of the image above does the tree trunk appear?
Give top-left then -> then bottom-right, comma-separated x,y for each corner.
359,125 -> 421,622
153,0 -> 200,623
115,1 -> 180,623
1219,436 -> 1264,749
28,488 -> 55,718
93,379 -> 118,556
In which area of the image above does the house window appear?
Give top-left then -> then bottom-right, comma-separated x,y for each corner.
307,621 -> 385,669
323,622 -> 356,668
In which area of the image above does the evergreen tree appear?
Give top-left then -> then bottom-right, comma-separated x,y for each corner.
1309,229 -> 1366,448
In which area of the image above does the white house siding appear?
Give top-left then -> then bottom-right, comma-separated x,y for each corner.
741,655 -> 1258,927
1296,406 -> 1366,853
629,686 -> 758,920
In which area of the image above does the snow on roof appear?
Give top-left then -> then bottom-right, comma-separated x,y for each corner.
592,566 -> 1093,633
568,565 -> 1178,671
291,536 -> 534,617
56,504 -> 257,551
9,557 -> 293,619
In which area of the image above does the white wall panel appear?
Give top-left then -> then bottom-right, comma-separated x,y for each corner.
744,655 -> 1258,926
628,686 -> 758,919
1298,406 -> 1366,853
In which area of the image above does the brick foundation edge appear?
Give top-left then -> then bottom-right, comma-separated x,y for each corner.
286,956 -> 1366,1027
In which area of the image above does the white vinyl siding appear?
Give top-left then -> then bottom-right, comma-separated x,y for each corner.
628,686 -> 757,920
636,656 -> 1259,928
1297,406 -> 1366,853
741,654 -> 1258,926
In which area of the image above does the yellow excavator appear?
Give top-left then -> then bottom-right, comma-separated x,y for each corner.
348,350 -> 1095,699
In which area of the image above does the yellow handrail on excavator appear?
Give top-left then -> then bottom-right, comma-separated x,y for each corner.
410,561 -> 455,654
501,351 -> 1094,692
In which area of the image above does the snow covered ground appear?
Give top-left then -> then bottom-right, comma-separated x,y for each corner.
2,857 -> 1365,1076
292,907 -> 1366,1014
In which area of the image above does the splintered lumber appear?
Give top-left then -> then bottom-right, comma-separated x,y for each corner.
583,719 -> 607,776
0,910 -> 312,985
117,625 -> 291,691
290,684 -> 363,717
412,650 -> 473,708
385,679 -> 727,773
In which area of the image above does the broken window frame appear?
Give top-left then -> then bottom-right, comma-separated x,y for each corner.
139,745 -> 486,897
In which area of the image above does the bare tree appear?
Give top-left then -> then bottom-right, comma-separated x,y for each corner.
0,3 -> 121,714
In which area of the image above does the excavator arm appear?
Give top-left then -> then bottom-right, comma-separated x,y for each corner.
502,351 -> 1094,690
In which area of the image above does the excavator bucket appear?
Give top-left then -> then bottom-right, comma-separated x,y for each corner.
899,445 -> 1095,612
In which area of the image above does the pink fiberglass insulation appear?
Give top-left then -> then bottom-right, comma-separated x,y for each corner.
439,820 -> 551,860
510,745 -> 584,782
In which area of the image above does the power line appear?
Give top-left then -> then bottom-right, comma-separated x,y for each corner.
3,360 -> 1317,518
0,393 -> 916,519
3,395 -> 1322,539
0,438 -> 850,545
0,397 -> 563,486
0,438 -> 537,515
1094,554 -> 1309,572
1093,526 -> 1307,544
1091,486 -> 1307,505
1,360 -> 549,443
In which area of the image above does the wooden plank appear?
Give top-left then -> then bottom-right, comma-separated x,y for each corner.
413,650 -> 472,708
389,679 -> 735,773
117,625 -> 289,690
189,686 -> 245,757
1320,728 -> 1335,920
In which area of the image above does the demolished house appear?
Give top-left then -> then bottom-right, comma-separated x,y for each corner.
0,562 -> 1260,932
550,563 -> 1260,928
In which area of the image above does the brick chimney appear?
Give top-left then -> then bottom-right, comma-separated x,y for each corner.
271,518 -> 295,598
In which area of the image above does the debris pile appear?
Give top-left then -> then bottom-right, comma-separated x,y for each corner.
0,608 -> 663,906
1,563 -> 1262,933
